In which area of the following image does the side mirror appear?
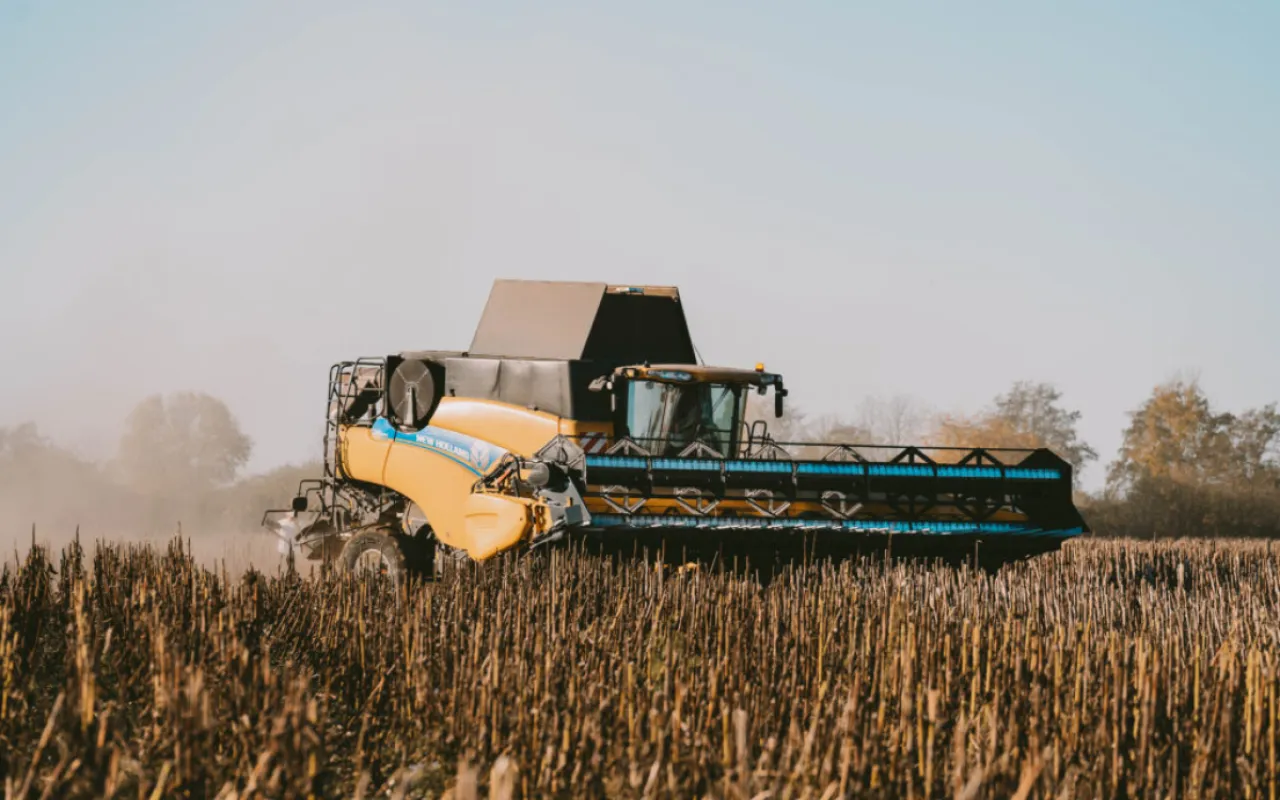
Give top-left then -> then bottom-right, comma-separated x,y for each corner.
774,387 -> 785,418
291,496 -> 308,513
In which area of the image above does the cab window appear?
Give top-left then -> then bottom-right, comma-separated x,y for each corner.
625,380 -> 740,455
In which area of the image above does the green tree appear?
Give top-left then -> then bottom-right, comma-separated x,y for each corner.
117,392 -> 252,496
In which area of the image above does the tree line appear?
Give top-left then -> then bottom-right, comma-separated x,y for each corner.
2,380 -> 1278,540
0,392 -> 316,538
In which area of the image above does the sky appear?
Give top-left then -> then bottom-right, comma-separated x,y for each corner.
1,1 -> 1277,491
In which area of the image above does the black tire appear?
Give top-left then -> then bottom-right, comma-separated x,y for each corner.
340,530 -> 408,582
341,527 -> 441,581
398,530 -> 438,581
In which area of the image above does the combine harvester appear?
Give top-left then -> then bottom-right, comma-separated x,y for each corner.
264,280 -> 1087,577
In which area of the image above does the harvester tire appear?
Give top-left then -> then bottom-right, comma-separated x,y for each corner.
340,530 -> 408,582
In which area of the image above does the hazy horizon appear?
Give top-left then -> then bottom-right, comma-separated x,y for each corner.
3,2 -> 1277,492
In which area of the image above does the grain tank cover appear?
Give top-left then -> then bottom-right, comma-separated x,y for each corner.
468,279 -> 697,364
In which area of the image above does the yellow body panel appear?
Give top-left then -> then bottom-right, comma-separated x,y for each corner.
337,397 -> 612,559
430,397 -> 614,442
463,494 -> 534,560
381,435 -> 482,551
431,397 -> 561,456
338,426 -> 392,483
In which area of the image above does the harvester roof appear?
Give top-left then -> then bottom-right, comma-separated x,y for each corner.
618,364 -> 782,386
467,280 -> 697,365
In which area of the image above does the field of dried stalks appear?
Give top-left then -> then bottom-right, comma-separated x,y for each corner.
2,536 -> 1279,799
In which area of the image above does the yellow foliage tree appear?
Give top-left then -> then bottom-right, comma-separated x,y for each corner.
925,382 -> 1096,485
929,413 -> 1042,451
1106,378 -> 1280,495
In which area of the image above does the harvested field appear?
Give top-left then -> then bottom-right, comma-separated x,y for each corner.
2,536 -> 1279,799
2,527 -> 286,579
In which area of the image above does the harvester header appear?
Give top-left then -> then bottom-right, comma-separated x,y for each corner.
264,278 -> 1087,578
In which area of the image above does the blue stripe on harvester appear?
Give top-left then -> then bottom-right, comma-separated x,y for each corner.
583,455 -> 1061,481
371,417 -> 507,476
727,460 -> 792,473
868,465 -> 933,477
937,466 -> 1000,479
652,458 -> 720,471
1006,468 -> 1060,480
797,463 -> 865,476
589,456 -> 647,470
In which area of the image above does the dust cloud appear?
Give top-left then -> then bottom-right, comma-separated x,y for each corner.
0,418 -> 315,575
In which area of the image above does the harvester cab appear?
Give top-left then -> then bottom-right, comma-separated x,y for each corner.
262,279 -> 1087,579
592,363 -> 786,458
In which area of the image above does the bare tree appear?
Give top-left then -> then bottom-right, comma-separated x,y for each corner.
742,392 -> 812,442
856,394 -> 930,445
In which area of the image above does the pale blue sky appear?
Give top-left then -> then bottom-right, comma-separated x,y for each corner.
2,1 -> 1277,489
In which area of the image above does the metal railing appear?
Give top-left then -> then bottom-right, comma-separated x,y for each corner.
559,432 -> 1046,468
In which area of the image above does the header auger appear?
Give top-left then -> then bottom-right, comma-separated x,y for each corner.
263,279 -> 1088,579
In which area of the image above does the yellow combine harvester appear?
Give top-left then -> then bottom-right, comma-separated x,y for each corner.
264,279 -> 1087,578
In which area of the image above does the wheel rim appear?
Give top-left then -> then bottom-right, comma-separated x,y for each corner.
353,548 -> 391,576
